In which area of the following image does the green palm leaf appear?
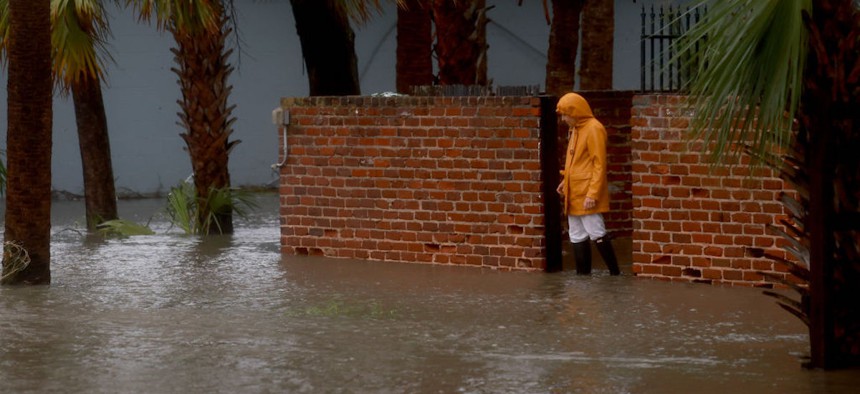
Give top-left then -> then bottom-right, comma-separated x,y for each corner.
165,181 -> 257,235
1,0 -> 115,89
52,0 -> 115,88
127,0 -> 222,32
677,0 -> 811,165
96,219 -> 156,237
166,181 -> 196,234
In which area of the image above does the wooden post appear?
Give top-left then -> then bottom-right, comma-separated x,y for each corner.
540,96 -> 563,272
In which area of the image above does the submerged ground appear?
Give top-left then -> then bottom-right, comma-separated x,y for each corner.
0,193 -> 856,393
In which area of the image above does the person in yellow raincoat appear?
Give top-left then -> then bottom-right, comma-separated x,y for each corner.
556,92 -> 620,275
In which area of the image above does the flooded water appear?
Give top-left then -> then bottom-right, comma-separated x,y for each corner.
0,192 -> 857,393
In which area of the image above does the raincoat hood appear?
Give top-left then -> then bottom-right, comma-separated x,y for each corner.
556,93 -> 594,128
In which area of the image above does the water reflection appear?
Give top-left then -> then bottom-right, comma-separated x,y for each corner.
0,193 -> 857,393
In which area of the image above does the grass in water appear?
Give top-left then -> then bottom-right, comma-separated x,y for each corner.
166,181 -> 258,235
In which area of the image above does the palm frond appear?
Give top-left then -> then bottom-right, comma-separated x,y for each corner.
1,0 -> 115,88
762,290 -> 809,326
758,270 -> 808,295
763,289 -> 803,312
127,0 -> 222,32
0,0 -> 8,58
165,181 -> 257,235
96,219 -> 155,237
677,0 -> 811,166
772,299 -> 810,327
763,250 -> 810,283
766,223 -> 810,267
203,186 -> 259,234
779,193 -> 804,224
166,181 -> 196,234
335,0 -> 405,24
1,241 -> 30,284
52,0 -> 115,89
213,187 -> 259,218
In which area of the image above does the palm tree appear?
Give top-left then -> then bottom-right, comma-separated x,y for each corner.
54,0 -> 119,231
579,0 -> 613,90
290,0 -> 403,96
1,0 -> 119,232
431,0 -> 487,86
291,0 -> 483,94
545,0 -> 584,97
679,0 -> 860,369
393,0 -> 490,92
130,0 -> 239,235
396,0 -> 432,93
1,0 -> 53,284
71,74 -> 118,231
290,0 -> 361,95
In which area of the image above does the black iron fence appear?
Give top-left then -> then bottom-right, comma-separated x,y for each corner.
640,4 -> 706,92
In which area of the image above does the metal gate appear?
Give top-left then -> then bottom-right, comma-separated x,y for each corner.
640,4 -> 707,92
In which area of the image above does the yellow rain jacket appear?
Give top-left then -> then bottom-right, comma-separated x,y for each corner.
556,93 -> 610,216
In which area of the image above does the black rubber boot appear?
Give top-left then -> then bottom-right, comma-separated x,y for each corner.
595,235 -> 621,276
572,240 -> 592,275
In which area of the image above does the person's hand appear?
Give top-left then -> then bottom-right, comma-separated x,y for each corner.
556,181 -> 564,195
583,197 -> 596,210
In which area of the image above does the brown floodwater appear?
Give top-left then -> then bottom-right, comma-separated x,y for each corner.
0,193 -> 857,393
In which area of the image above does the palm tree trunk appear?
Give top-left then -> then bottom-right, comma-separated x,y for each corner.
171,8 -> 237,235
72,74 -> 118,231
290,0 -> 361,96
802,100 -> 837,369
579,0 -> 613,90
800,0 -> 860,369
545,0 -> 584,97
396,0 -> 433,93
474,1 -> 489,86
431,0 -> 484,86
2,0 -> 53,285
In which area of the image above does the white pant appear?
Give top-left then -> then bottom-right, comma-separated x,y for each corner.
567,213 -> 606,243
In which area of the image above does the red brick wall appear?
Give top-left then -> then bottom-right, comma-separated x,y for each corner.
631,95 -> 796,286
277,94 -> 633,271
578,91 -> 634,236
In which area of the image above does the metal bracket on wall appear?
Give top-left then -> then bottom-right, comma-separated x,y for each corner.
272,107 -> 289,126
271,107 -> 290,169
